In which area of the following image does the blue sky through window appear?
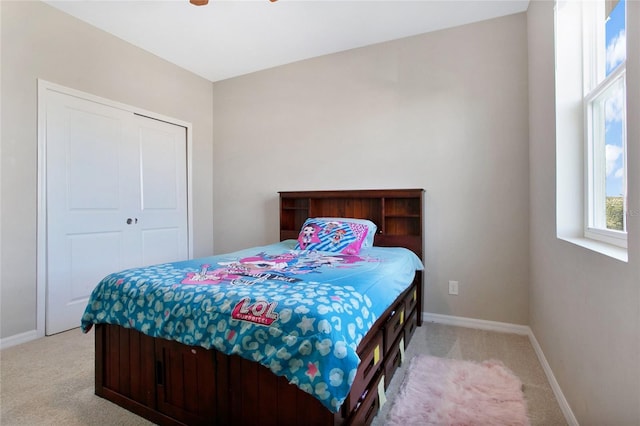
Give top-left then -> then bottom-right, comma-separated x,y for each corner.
605,0 -> 626,197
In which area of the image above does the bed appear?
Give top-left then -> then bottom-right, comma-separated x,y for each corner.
83,189 -> 424,426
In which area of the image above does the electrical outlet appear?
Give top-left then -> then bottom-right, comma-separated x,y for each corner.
448,280 -> 459,295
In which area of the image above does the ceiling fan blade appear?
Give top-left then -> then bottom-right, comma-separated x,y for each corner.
189,0 -> 276,5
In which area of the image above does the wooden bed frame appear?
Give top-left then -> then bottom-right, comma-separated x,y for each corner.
94,189 -> 424,426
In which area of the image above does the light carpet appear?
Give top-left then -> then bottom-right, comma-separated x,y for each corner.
386,355 -> 530,426
1,324 -> 565,425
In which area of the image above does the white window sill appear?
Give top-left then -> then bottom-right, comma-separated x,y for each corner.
558,236 -> 628,263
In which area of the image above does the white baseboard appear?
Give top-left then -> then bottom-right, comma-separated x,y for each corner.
0,329 -> 39,350
527,329 -> 579,426
423,312 -> 578,426
423,312 -> 531,335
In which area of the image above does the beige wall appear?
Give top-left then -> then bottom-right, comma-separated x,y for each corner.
0,1 -> 214,338
527,1 -> 640,423
3,1 -> 638,422
210,13 -> 531,325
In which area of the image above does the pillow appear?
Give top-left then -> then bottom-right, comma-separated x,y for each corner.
295,218 -> 377,255
315,217 -> 377,249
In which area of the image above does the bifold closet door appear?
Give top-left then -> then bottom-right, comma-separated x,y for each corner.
44,90 -> 188,335
133,114 -> 188,268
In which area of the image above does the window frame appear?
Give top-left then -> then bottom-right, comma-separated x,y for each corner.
582,0 -> 628,249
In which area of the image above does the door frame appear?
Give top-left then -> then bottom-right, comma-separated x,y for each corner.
36,79 -> 194,337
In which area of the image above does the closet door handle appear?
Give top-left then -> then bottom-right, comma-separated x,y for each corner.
126,218 -> 133,225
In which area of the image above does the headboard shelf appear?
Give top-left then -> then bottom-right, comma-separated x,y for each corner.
279,189 -> 424,260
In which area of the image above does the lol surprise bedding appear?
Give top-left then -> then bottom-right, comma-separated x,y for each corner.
81,240 -> 423,413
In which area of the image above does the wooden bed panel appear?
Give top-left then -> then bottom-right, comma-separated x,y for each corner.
98,324 -> 156,408
213,350 -> 230,426
257,364 -> 279,423
155,339 -> 219,424
94,189 -> 424,426
225,353 -> 338,426
309,198 -> 383,224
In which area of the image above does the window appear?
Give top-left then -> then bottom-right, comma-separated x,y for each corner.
555,0 -> 629,257
584,0 -> 628,247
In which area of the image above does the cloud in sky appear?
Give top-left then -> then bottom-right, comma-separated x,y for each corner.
605,144 -> 623,177
606,29 -> 626,72
605,80 -> 625,124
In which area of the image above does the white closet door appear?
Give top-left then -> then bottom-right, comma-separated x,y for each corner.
134,115 -> 188,266
44,91 -> 188,335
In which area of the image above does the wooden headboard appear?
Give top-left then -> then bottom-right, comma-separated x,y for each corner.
279,189 -> 424,261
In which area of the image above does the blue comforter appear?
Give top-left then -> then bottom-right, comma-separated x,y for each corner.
81,240 -> 423,412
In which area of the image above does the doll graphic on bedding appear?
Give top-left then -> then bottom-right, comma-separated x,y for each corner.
181,250 -> 367,286
181,253 -> 303,285
298,223 -> 321,249
330,228 -> 346,245
320,221 -> 347,246
181,264 -> 240,285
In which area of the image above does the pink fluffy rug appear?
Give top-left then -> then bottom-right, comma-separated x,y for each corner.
386,355 -> 530,426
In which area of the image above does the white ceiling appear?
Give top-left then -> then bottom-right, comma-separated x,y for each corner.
45,0 -> 530,82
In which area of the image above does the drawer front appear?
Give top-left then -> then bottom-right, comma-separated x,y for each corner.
404,283 -> 418,315
348,371 -> 384,426
383,301 -> 405,354
383,330 -> 404,389
404,308 -> 418,348
345,330 -> 383,414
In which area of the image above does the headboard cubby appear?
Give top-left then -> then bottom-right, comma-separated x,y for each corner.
279,189 -> 424,261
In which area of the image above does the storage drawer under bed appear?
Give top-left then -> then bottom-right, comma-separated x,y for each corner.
347,371 -> 384,426
404,283 -> 418,316
343,330 -> 383,414
404,307 -> 418,348
383,330 -> 404,389
383,300 -> 406,355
